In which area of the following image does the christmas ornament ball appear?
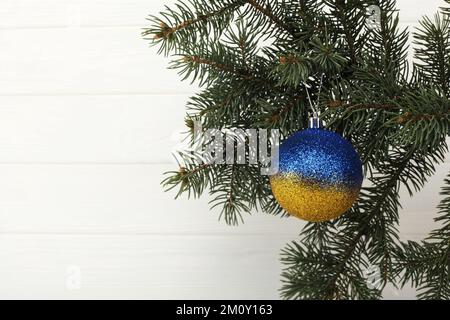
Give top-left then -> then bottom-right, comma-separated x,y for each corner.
270,128 -> 363,222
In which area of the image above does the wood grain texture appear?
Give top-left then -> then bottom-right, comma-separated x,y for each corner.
0,234 -> 292,300
0,0 -> 442,29
0,0 -> 447,300
0,21 -> 430,95
0,95 -> 187,163
0,27 -> 196,95
0,234 -> 421,300
0,0 -> 178,29
0,163 -> 446,237
0,96 -> 448,164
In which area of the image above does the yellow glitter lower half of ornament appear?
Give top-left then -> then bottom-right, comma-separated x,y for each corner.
270,175 -> 360,222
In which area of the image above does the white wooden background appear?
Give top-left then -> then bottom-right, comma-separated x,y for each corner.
0,0 -> 448,300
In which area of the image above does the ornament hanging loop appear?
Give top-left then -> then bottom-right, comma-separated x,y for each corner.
304,73 -> 324,129
309,114 -> 323,129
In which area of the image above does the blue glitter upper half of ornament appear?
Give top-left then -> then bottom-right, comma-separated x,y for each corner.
278,129 -> 363,189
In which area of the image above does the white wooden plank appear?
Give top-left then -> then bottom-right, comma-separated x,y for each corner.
0,95 -> 188,163
0,0 -> 179,29
0,0 -> 442,29
398,159 -> 450,239
0,234 -> 418,299
0,163 -> 446,237
0,164 -> 304,236
0,0 -> 185,29
0,0 -> 447,301
0,22 -> 429,95
396,0 -> 446,22
0,234 -> 293,299
0,73 -> 448,166
0,27 -> 196,95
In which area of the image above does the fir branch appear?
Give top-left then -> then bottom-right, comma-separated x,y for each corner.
397,111 -> 450,124
162,159 -> 213,199
269,94 -> 304,123
209,165 -> 269,225
282,144 -> 447,300
362,0 -> 410,79
390,87 -> 450,151
183,55 -> 252,79
327,101 -> 399,110
149,0 -> 450,299
246,0 -> 296,36
394,174 -> 450,300
413,12 -> 450,96
328,154 -> 408,292
144,0 -> 247,55
322,0 -> 366,62
150,4 -> 237,40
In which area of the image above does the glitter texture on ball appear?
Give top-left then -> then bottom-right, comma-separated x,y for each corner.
270,128 -> 363,222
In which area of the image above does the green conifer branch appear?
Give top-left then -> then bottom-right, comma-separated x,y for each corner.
246,0 -> 296,36
393,174 -> 450,300
147,0 -> 450,300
